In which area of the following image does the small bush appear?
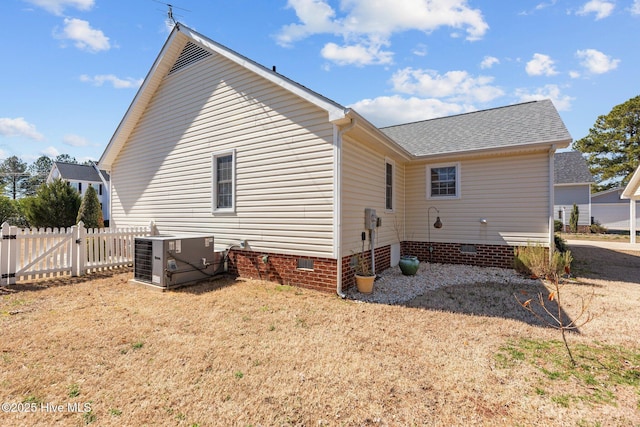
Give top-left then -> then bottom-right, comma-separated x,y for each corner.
590,221 -> 607,234
554,234 -> 568,253
514,244 -> 548,277
514,243 -> 572,278
554,220 -> 563,232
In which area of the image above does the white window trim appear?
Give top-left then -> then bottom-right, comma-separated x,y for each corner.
212,149 -> 236,214
385,157 -> 395,212
426,162 -> 461,200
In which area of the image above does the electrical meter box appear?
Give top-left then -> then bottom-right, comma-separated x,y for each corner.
133,235 -> 223,289
364,208 -> 377,230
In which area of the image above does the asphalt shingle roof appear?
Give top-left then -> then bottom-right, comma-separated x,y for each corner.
54,162 -> 110,182
554,151 -> 594,184
379,100 -> 571,157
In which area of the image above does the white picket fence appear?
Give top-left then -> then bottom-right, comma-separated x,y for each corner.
0,221 -> 150,285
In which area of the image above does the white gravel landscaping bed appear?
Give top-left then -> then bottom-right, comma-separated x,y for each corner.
345,262 -> 538,305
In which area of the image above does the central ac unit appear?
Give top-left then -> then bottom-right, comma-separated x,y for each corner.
133,235 -> 224,289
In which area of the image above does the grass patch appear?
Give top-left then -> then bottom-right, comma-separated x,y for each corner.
497,338 -> 640,407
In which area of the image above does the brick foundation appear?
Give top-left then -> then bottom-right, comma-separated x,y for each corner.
228,242 -> 516,293
401,241 -> 514,269
228,250 -> 338,293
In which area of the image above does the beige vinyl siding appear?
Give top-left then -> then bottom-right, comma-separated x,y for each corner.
110,52 -> 336,257
341,135 -> 406,256
405,151 -> 550,246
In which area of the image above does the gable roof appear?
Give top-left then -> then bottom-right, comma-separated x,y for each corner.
99,23 -> 348,170
379,100 -> 572,157
52,162 -> 109,183
554,151 -> 594,184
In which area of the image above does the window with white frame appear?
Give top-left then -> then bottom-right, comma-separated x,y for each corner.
427,162 -> 460,199
212,150 -> 236,212
385,159 -> 394,211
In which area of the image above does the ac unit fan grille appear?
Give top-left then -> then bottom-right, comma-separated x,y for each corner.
134,239 -> 153,283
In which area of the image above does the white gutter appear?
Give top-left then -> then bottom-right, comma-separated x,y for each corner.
334,118 -> 356,298
548,145 -> 556,261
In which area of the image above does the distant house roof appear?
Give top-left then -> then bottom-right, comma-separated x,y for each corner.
379,100 -> 572,157
554,151 -> 594,184
53,162 -> 110,183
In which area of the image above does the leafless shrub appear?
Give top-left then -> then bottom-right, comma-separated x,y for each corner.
514,249 -> 602,366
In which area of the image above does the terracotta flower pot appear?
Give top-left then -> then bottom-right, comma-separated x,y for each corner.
355,274 -> 375,294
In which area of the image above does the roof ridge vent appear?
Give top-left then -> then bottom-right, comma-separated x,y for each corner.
168,41 -> 212,75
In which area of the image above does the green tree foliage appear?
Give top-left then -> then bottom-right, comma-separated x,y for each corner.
569,203 -> 579,234
24,156 -> 54,197
76,185 -> 104,229
574,95 -> 640,191
55,154 -> 77,164
0,156 -> 29,199
22,178 -> 81,228
0,196 -> 17,224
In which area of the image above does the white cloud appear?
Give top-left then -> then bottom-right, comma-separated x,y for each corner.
350,95 -> 472,127
58,18 -> 110,53
24,0 -> 94,16
80,74 -> 143,89
0,117 -> 44,141
515,84 -> 574,111
0,149 -> 8,159
277,0 -> 340,46
391,67 -> 504,103
41,146 -> 60,158
576,48 -> 620,73
321,39 -> 393,66
632,0 -> 640,15
277,0 -> 488,65
480,56 -> 499,69
569,70 -> 581,78
525,53 -> 558,76
576,0 -> 615,20
63,134 -> 89,147
412,44 -> 428,57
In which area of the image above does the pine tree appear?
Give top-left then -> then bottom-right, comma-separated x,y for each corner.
569,203 -> 579,234
76,185 -> 104,229
22,178 -> 81,228
574,95 -> 640,191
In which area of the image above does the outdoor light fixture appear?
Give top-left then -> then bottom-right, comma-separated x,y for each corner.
427,206 -> 442,264
429,206 -> 442,229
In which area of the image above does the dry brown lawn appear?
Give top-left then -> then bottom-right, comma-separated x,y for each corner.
1,250 -> 639,426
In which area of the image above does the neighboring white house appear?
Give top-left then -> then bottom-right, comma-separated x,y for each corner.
591,187 -> 640,232
622,165 -> 640,244
47,162 -> 110,225
98,23 -> 571,293
553,151 -> 594,232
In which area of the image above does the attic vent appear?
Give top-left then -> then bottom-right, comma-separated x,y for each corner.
168,42 -> 212,75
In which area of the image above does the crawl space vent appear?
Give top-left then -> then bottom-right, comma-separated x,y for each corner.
168,42 -> 212,75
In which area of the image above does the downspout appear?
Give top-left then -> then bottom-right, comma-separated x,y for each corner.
334,117 -> 356,298
548,145 -> 557,262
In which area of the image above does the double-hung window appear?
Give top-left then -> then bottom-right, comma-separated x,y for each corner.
212,150 -> 236,213
427,162 -> 460,199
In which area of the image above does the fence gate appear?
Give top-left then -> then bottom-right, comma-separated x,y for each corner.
0,222 -> 150,285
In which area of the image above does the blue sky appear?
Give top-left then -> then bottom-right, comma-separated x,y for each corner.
1,0 -> 639,164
